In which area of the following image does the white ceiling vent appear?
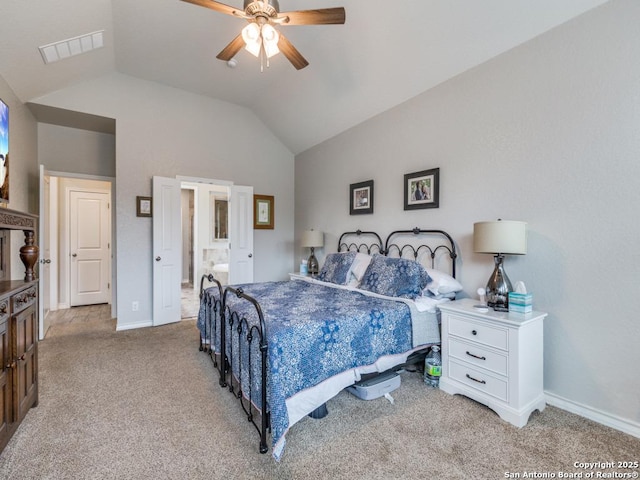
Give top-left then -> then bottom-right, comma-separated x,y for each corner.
39,30 -> 104,64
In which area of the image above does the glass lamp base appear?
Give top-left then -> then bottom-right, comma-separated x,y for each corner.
486,254 -> 512,312
308,248 -> 319,275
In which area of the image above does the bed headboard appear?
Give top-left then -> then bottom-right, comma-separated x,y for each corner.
337,230 -> 384,255
384,228 -> 458,278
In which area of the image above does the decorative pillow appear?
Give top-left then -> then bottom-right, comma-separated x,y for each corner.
348,252 -> 372,282
424,268 -> 463,297
359,254 -> 431,299
317,252 -> 357,285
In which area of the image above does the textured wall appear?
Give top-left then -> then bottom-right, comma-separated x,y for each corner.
32,73 -> 295,329
296,1 -> 640,431
37,123 -> 115,178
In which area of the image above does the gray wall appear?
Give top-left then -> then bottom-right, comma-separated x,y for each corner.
31,73 -> 295,330
295,1 -> 640,432
37,123 -> 115,177
0,74 -> 39,279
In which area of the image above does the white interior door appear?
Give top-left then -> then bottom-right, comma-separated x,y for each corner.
229,185 -> 254,284
38,165 -> 51,340
153,176 -> 182,326
70,190 -> 111,306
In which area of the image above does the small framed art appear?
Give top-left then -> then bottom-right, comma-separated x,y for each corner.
350,180 -> 374,215
404,168 -> 439,210
136,196 -> 152,217
254,194 -> 274,229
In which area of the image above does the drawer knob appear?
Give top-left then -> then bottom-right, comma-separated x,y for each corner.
466,351 -> 486,361
466,373 -> 486,385
471,330 -> 477,336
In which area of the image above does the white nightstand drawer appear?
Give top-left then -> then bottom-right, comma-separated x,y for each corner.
449,360 -> 508,402
448,338 -> 508,376
448,315 -> 508,351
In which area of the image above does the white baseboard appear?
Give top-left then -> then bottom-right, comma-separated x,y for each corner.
115,320 -> 153,331
58,302 -> 70,310
545,391 -> 640,439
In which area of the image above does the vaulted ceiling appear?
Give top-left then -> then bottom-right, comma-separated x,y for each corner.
0,0 -> 608,154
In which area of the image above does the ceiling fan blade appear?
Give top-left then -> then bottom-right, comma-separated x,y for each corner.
278,34 -> 309,70
278,7 -> 345,26
216,34 -> 245,61
181,0 -> 240,17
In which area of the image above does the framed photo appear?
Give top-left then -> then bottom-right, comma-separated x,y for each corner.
404,168 -> 439,210
254,194 -> 274,229
350,180 -> 374,215
136,196 -> 152,217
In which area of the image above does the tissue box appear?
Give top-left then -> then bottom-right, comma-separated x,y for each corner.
508,292 -> 532,313
509,304 -> 532,313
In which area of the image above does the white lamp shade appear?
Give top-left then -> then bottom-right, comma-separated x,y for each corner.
473,220 -> 527,255
301,230 -> 324,248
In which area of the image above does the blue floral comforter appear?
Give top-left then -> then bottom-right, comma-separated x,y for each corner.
197,280 -> 414,460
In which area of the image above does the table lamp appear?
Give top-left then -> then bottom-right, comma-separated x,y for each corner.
301,229 -> 323,275
473,220 -> 527,311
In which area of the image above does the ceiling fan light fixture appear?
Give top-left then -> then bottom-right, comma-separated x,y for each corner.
243,0 -> 279,18
242,23 -> 262,57
261,24 -> 280,58
184,0 -> 345,70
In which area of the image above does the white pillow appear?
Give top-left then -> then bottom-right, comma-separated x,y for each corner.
424,268 -> 463,296
347,252 -> 372,283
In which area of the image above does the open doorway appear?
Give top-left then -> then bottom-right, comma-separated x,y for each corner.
180,180 -> 230,319
39,171 -> 115,339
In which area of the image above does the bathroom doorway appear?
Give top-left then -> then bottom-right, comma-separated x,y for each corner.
180,180 -> 231,319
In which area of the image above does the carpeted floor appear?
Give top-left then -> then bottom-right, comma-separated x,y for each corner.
0,309 -> 637,480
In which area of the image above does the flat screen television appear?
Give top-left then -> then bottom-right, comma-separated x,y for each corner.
0,97 -> 8,204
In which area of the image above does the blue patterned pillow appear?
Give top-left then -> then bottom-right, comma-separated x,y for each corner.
317,252 -> 357,284
359,254 -> 431,299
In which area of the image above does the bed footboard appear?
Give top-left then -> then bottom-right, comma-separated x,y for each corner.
198,277 -> 270,454
199,274 -> 223,356
222,286 -> 270,454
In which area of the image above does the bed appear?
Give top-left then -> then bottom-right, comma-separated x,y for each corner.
197,228 -> 459,460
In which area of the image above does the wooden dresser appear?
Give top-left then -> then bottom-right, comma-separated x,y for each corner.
0,281 -> 38,453
0,207 -> 39,454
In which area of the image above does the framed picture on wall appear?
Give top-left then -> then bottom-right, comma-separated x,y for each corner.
136,196 -> 152,217
404,168 -> 439,210
254,194 -> 274,229
350,180 -> 374,215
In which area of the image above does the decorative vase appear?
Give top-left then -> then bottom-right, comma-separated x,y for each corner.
19,230 -> 39,282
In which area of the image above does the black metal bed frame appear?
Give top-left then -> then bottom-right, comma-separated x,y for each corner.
198,228 -> 457,455
385,228 -> 458,278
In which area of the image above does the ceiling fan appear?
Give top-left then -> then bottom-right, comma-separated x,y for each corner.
181,0 -> 346,70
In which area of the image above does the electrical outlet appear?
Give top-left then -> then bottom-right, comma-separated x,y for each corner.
132,301 -> 139,312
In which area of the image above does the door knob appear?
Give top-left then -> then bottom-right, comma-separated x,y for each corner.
45,259 -> 51,264
156,256 -> 161,261
72,253 -> 77,257
248,253 -> 253,258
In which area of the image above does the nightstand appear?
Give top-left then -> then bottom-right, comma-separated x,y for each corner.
438,298 -> 547,427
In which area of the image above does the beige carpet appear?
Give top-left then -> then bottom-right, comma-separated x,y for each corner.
0,313 -> 637,480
